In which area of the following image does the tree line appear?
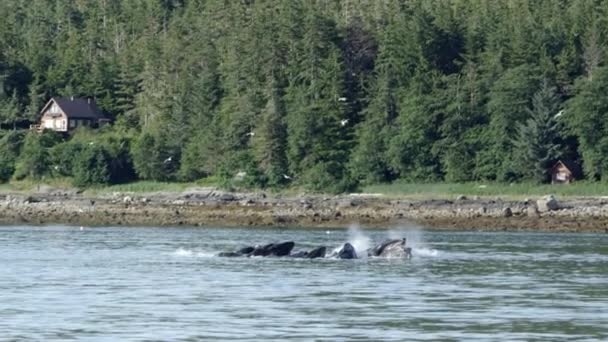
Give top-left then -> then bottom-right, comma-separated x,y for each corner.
1,0 -> 608,192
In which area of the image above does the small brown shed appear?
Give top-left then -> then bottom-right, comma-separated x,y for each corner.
550,160 -> 581,184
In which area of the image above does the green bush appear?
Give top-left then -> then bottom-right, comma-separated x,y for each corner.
300,161 -> 357,194
13,132 -> 60,180
0,131 -> 25,182
217,150 -> 263,189
72,145 -> 111,187
62,127 -> 137,184
50,141 -> 84,177
0,154 -> 14,183
131,132 -> 177,181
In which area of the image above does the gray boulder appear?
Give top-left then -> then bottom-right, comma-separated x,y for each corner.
526,205 -> 540,217
537,195 -> 559,212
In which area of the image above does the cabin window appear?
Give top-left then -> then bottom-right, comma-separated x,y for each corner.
556,173 -> 567,181
50,103 -> 59,113
44,120 -> 53,128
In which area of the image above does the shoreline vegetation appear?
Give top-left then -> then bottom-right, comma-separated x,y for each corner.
2,1 -> 608,232
2,181 -> 608,233
7,179 -> 608,198
3,1 -> 608,199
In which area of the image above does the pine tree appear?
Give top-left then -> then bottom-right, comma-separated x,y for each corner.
566,66 -> 608,180
477,64 -> 541,180
349,5 -> 412,184
512,80 -> 563,182
25,74 -> 46,123
0,91 -> 21,129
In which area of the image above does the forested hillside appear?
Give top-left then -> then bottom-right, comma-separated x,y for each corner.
1,0 -> 608,191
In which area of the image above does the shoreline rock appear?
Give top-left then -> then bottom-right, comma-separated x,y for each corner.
1,190 -> 608,233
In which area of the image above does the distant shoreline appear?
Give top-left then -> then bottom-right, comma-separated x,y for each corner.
1,188 -> 608,233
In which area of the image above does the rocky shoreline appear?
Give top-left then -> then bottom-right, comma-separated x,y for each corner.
1,188 -> 608,232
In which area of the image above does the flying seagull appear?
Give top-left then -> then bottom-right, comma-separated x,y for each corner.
554,110 -> 564,119
340,119 -> 349,127
164,156 -> 173,164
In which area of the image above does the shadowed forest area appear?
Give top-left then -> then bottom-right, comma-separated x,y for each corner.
1,0 -> 608,192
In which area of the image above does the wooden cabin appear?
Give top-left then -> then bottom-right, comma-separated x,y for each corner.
32,97 -> 110,132
550,160 -> 581,184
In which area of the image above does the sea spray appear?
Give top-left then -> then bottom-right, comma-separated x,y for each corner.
347,224 -> 371,258
388,224 -> 440,258
173,247 -> 194,257
172,248 -> 216,258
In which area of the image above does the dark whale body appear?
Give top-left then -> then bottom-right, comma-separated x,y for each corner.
369,238 -> 412,258
217,239 -> 411,259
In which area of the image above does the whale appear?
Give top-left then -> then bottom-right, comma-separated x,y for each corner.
217,239 -> 411,259
329,242 -> 357,259
368,238 -> 412,259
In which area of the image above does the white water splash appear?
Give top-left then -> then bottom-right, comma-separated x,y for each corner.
412,247 -> 439,257
174,248 -> 194,257
347,224 -> 371,258
388,224 -> 440,258
172,248 -> 215,258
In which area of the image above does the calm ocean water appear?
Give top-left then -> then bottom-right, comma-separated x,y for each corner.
1,225 -> 607,341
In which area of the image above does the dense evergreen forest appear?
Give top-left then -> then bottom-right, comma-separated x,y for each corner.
1,0 -> 608,192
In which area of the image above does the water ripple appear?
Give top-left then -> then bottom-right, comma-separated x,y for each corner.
1,226 -> 607,341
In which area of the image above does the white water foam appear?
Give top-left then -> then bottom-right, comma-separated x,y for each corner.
412,247 -> 439,257
172,248 -> 216,258
388,224 -> 440,258
174,247 -> 194,257
347,224 -> 371,258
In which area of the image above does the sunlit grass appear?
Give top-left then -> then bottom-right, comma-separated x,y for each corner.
4,176 -> 608,199
2,178 -> 74,192
85,177 -> 223,195
0,177 -> 223,195
0,183 -> 12,191
363,181 -> 608,199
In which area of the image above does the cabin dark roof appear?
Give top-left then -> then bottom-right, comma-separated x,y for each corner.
552,159 -> 583,178
48,97 -> 106,119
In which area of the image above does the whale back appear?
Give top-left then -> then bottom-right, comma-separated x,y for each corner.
370,238 -> 410,258
336,243 -> 357,259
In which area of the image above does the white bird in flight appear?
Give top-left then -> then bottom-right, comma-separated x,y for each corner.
554,110 -> 564,119
340,119 -> 349,127
283,174 -> 292,180
245,132 -> 255,137
164,156 -> 173,164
